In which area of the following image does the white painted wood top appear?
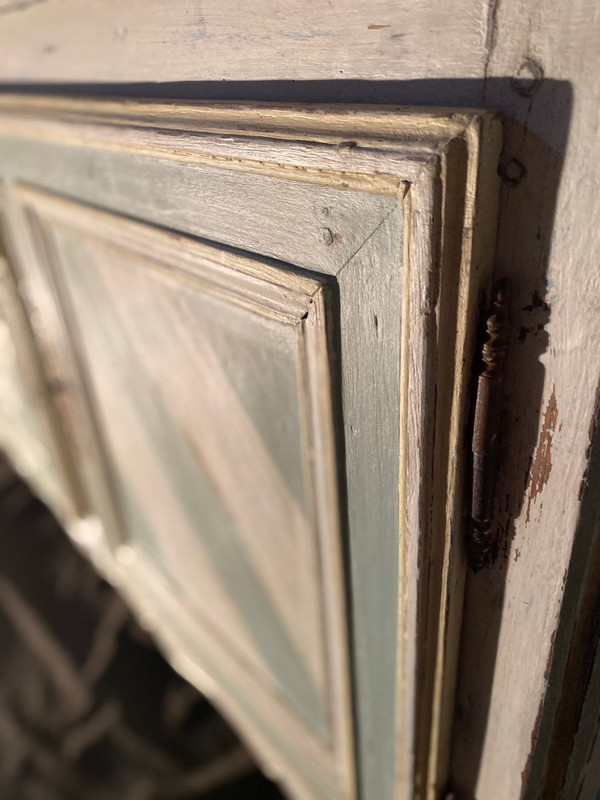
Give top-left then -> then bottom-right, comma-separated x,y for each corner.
0,0 -> 487,83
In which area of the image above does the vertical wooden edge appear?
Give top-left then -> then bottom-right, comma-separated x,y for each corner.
394,111 -> 502,800
395,161 -> 440,800
426,113 -> 502,798
0,187 -> 90,524
395,178 -> 415,798
304,287 -> 358,800
12,193 -> 127,548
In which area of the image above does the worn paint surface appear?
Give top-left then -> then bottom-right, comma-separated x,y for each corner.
526,387 -> 558,522
0,0 -> 596,798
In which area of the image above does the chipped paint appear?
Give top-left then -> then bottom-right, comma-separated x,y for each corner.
526,387 -> 558,522
368,23 -> 391,29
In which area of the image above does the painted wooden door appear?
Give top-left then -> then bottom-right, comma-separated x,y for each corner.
0,99 -> 500,799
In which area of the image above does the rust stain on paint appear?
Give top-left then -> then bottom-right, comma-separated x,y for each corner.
368,23 -> 391,29
526,387 -> 558,522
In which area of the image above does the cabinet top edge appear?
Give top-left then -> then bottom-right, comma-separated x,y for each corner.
0,94 -> 499,146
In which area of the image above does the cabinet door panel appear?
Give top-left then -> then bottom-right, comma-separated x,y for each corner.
0,99 -> 501,800
17,186 -> 351,797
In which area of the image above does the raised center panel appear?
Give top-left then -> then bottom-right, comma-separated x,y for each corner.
16,186 -> 353,798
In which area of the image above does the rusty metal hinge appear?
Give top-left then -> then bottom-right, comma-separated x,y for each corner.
466,280 -> 508,572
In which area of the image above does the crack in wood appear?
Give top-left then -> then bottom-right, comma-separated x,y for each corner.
482,0 -> 501,102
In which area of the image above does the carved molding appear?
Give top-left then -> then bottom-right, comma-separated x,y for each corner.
0,99 -> 501,800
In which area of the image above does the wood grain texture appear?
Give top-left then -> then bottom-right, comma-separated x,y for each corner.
450,1 -> 600,799
0,251 -> 69,514
0,206 -> 81,520
0,0 -> 487,83
337,207 -> 403,800
0,136 -> 397,276
16,185 -> 357,800
0,101 -> 499,800
0,0 -> 593,794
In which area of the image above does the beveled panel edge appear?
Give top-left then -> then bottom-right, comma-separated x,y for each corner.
0,96 -> 496,199
0,189 -> 91,521
13,185 -> 356,800
14,183 -> 326,324
0,94 -> 492,143
0,213 -> 78,520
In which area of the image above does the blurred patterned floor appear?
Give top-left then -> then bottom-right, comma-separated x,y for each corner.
0,456 -> 284,800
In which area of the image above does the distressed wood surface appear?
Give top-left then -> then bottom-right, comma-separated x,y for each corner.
337,207 -> 403,800
0,135 -> 398,276
16,185 -> 357,800
0,102 -> 498,800
0,209 -> 81,520
450,2 -> 600,799
0,0 -> 487,83
0,250 -> 69,514
0,0 -> 596,795
29,188 -> 336,692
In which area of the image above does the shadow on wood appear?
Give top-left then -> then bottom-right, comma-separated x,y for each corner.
0,76 -> 573,799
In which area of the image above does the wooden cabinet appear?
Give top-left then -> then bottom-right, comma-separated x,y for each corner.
0,98 -> 500,799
